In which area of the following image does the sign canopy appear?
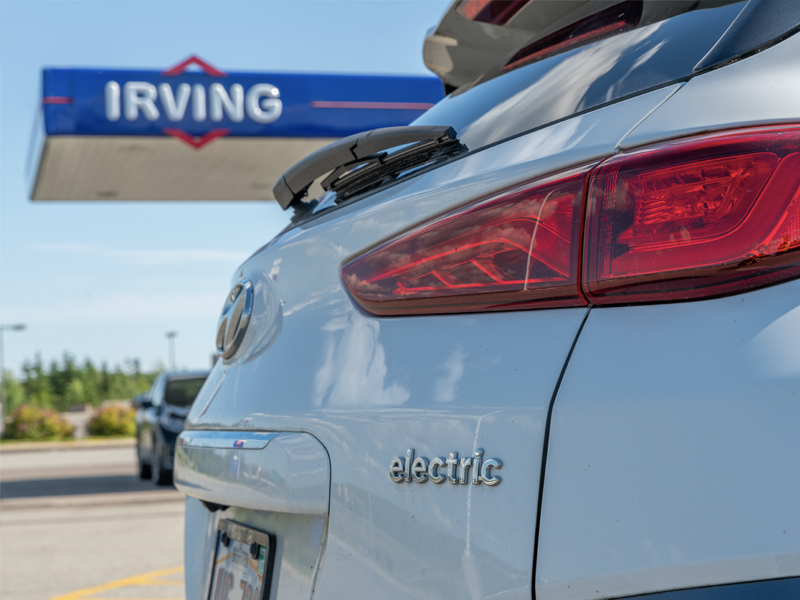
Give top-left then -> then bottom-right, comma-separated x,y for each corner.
33,56 -> 443,201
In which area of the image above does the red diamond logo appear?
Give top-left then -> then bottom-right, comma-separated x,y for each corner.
161,55 -> 227,77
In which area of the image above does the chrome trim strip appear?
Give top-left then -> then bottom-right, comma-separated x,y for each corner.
177,430 -> 278,449
175,432 -> 330,516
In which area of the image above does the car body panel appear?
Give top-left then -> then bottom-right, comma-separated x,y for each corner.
190,308 -> 587,600
179,87 -> 683,600
620,28 -> 800,151
530,37 -> 800,600
536,277 -> 800,600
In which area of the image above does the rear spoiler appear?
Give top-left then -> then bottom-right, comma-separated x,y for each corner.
424,0 -> 617,91
423,0 -> 761,92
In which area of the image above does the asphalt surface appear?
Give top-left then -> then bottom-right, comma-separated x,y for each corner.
0,441 -> 186,600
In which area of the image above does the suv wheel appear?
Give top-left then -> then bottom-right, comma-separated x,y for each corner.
152,439 -> 173,486
137,443 -> 151,480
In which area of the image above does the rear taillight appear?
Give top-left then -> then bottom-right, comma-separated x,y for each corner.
341,168 -> 590,315
342,126 -> 800,316
584,126 -> 800,304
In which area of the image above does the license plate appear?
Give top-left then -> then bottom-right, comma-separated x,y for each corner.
208,520 -> 276,600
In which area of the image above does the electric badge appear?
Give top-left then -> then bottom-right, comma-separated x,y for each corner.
389,449 -> 502,486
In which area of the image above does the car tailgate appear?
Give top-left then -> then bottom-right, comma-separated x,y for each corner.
177,85 -> 681,600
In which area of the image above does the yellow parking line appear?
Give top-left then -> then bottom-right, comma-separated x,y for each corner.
47,566 -> 184,600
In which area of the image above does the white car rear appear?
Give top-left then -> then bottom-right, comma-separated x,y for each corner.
176,2 -> 800,599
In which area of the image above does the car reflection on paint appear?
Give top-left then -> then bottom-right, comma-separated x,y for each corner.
134,370 -> 209,486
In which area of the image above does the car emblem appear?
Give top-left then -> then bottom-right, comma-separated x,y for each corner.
389,449 -> 502,486
216,280 -> 254,359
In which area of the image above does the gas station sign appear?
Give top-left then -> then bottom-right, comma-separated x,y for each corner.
33,56 -> 443,200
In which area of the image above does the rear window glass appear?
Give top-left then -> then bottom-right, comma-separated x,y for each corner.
414,2 -> 745,151
165,377 -> 207,407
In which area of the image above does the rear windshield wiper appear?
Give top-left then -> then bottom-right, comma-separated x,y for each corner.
272,125 -> 465,212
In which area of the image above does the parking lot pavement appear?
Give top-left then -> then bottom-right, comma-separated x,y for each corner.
0,442 -> 186,600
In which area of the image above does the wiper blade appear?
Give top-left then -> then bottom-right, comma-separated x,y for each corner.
272,125 -> 462,210
324,135 -> 465,202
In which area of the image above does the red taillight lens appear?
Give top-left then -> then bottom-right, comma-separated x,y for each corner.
342,126 -> 800,316
584,126 -> 800,304
342,169 -> 590,315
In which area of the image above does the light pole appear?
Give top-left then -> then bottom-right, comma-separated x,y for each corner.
0,323 -> 27,423
165,331 -> 178,371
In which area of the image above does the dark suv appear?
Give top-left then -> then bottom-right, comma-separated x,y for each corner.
134,370 -> 209,485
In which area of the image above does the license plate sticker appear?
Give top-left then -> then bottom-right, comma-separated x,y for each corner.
209,520 -> 275,600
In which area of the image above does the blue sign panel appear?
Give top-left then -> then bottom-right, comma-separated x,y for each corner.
43,56 -> 443,147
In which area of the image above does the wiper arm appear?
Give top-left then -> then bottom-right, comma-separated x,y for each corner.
272,125 -> 461,210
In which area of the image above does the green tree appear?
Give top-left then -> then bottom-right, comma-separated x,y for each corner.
64,379 -> 86,409
99,361 -> 111,399
14,354 -> 161,409
81,359 -> 100,406
1,369 -> 26,412
48,352 -> 81,410
22,354 -> 52,408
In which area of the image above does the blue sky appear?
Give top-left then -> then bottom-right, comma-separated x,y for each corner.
0,1 -> 449,375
